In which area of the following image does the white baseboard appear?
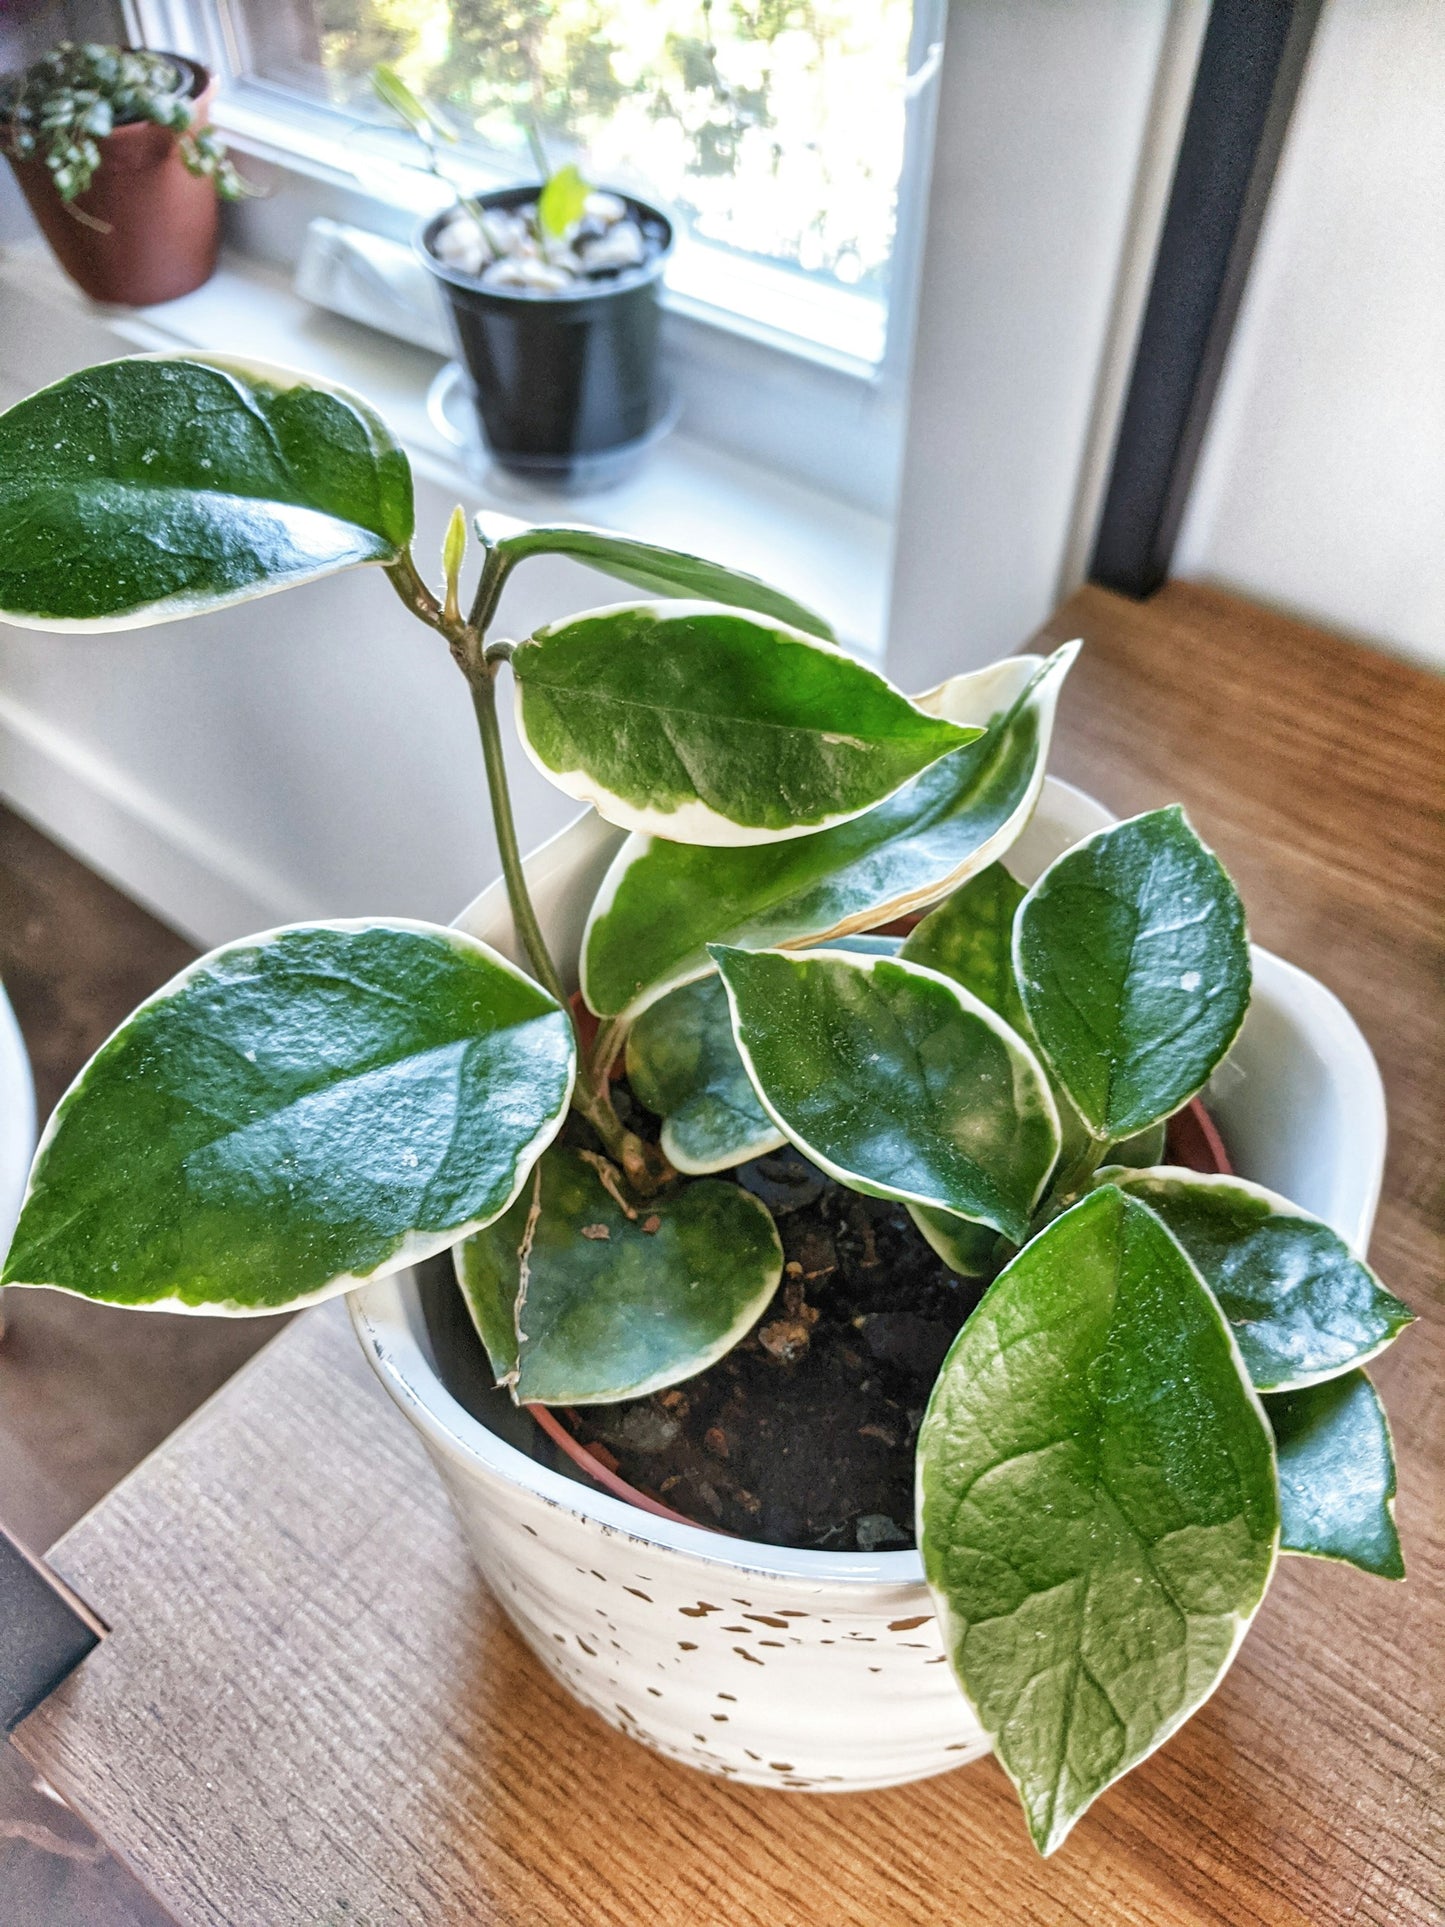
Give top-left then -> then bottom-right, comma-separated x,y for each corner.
0,690 -> 312,950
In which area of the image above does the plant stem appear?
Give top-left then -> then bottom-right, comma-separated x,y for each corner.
386,551 -> 565,1000
389,544 -> 666,1189
1033,1133 -> 1111,1231
468,668 -> 569,1009
471,671 -> 661,1175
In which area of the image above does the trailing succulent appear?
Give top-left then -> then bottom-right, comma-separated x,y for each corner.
0,356 -> 1412,1857
0,42 -> 247,209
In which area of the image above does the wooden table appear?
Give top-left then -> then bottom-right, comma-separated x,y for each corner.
14,584 -> 1444,1926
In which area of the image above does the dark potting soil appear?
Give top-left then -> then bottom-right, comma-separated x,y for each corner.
562,1134 -> 989,1554
419,1086 -> 1225,1557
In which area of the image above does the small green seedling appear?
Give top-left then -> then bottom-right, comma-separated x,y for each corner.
0,41 -> 248,210
0,355 -> 1412,1856
371,65 -> 600,279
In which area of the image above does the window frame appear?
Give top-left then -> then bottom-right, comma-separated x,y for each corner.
122,0 -> 946,510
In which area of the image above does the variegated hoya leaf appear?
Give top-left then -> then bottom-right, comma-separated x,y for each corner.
1265,1370 -> 1404,1579
902,862 -> 1031,1035
625,934 -> 902,1176
917,1187 -> 1278,1855
902,862 -> 1169,1182
625,973 -> 783,1175
581,645 -> 1078,1022
712,945 -> 1059,1246
3,922 -> 572,1313
510,601 -> 977,845
453,1143 -> 783,1403
906,1111 -> 1164,1281
476,514 -> 835,639
0,355 -> 414,628
1015,806 -> 1251,1142
1096,1168 -> 1413,1391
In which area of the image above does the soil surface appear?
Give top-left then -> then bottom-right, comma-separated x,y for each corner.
564,1132 -> 987,1552
421,1059 -> 1222,1554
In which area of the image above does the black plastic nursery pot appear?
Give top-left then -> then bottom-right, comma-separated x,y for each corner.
419,187 -> 674,486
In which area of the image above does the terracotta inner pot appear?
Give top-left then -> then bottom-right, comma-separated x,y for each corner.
4,55 -> 222,305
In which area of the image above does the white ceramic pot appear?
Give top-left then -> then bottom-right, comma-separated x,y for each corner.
350,779 -> 1386,1792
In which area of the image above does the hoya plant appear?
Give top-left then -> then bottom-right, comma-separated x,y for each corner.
0,356 -> 1412,1857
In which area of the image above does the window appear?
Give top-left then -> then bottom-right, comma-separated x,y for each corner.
177,1 -> 940,365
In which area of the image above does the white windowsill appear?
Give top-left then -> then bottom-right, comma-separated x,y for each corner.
0,240 -> 891,655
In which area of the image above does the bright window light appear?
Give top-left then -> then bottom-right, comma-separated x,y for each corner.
217,1 -> 925,364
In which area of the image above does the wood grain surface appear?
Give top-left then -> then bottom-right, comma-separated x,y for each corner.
15,584 -> 1445,1926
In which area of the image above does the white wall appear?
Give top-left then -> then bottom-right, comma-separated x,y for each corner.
886,0 -> 1195,685
1174,0 -> 1445,670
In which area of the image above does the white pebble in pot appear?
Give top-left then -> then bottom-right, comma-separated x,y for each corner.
584,190 -> 628,226
579,221 -> 645,273
435,215 -> 489,277
481,257 -> 573,293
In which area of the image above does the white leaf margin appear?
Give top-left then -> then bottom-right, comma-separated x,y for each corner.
1012,802 -> 1252,1141
511,597 -> 980,847
713,944 -> 1062,1235
578,641 -> 1081,1025
1095,1164 -> 1413,1391
0,351 -> 411,634
915,1188 -> 1281,1857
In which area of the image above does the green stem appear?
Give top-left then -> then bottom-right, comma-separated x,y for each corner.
470,666 -> 647,1174
472,672 -> 656,1176
468,668 -> 569,1010
386,551 -> 565,1006
390,544 -> 665,1188
1033,1133 -> 1111,1232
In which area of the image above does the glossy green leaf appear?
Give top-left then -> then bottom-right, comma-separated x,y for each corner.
712,946 -> 1059,1245
537,162 -> 592,237
511,602 -> 976,846
625,973 -> 782,1175
1265,1370 -> 1404,1578
3,922 -> 572,1313
901,863 -> 1165,1182
582,646 -> 1078,1021
902,862 -> 1030,1033
478,514 -> 835,639
453,1143 -> 782,1402
0,355 -> 414,629
917,1187 -> 1278,1856
625,934 -> 901,1176
1097,1168 -> 1413,1391
1016,806 -> 1251,1141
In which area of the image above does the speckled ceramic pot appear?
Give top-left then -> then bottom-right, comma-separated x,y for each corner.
350,779 -> 1386,1792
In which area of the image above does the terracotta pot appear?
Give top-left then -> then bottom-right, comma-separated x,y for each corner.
4,55 -> 220,305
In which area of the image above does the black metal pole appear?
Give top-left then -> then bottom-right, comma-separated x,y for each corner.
1091,0 -> 1325,598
